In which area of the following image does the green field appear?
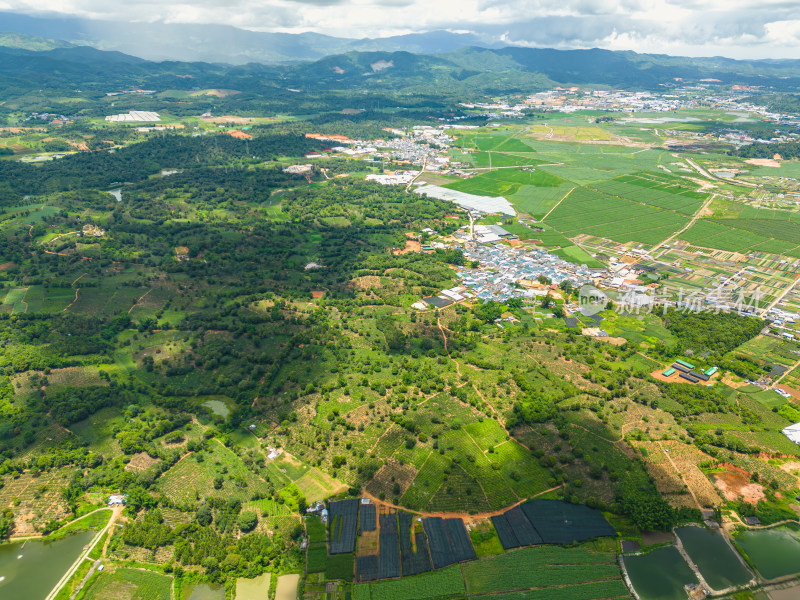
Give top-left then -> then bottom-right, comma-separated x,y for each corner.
444,168 -> 562,199
84,567 -> 171,600
356,566 -> 464,600
543,184 -> 688,245
462,547 -> 620,595
680,219 -> 800,257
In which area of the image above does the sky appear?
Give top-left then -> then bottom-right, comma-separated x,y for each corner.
1,0 -> 799,59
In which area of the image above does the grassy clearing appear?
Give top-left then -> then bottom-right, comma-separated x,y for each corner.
469,520 -> 505,557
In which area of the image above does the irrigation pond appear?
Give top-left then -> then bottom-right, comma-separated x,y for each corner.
623,546 -> 699,600
734,526 -> 800,580
0,530 -> 95,599
185,582 -> 225,600
675,526 -> 752,590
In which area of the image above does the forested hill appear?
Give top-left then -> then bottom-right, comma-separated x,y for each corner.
3,43 -> 800,101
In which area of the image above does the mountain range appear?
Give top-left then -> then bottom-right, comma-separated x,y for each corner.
0,12 -> 497,64
2,13 -> 800,98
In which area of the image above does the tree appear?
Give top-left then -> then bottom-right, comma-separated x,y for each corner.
238,511 -> 258,532
196,504 -> 213,526
0,509 -> 14,539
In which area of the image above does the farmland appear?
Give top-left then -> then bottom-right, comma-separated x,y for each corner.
3,71 -> 800,600
82,567 -> 172,600
542,184 -> 693,245
462,546 -> 620,595
353,546 -> 627,600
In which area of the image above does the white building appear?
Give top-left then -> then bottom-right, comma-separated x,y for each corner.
105,111 -> 161,122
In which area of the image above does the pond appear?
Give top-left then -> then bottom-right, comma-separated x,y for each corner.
0,530 -> 96,599
675,526 -> 751,590
108,188 -> 122,202
734,527 -> 800,580
185,582 -> 225,600
201,399 -> 230,419
623,546 -> 698,600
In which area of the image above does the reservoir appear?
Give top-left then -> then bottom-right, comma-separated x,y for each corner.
0,530 -> 95,599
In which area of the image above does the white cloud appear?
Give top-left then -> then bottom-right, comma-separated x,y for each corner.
3,0 -> 800,58
765,19 -> 800,45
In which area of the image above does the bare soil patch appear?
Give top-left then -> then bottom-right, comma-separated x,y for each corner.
776,385 -> 800,401
393,239 -> 421,255
311,291 -> 325,299
650,369 -> 683,383
713,468 -> 765,504
357,529 -> 379,556
722,375 -> 749,389
365,461 -> 418,498
745,158 -> 781,168
201,115 -> 253,124
641,531 -> 674,545
699,204 -> 715,217
771,584 -> 800,600
779,461 -> 800,475
198,89 -> 240,97
352,275 -> 381,290
595,336 -> 627,346
125,452 -> 161,472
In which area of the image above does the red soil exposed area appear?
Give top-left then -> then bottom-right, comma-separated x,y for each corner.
392,239 -> 421,255
776,385 -> 800,401
712,464 -> 765,504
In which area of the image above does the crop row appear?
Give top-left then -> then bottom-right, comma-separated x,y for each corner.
468,578 -> 630,600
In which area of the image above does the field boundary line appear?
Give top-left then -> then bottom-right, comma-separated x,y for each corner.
541,186 -> 576,221
652,193 -> 715,258
463,576 -> 623,597
18,286 -> 29,313
360,483 -> 565,520
128,287 -> 153,314
63,281 -> 86,312
658,441 -> 702,510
